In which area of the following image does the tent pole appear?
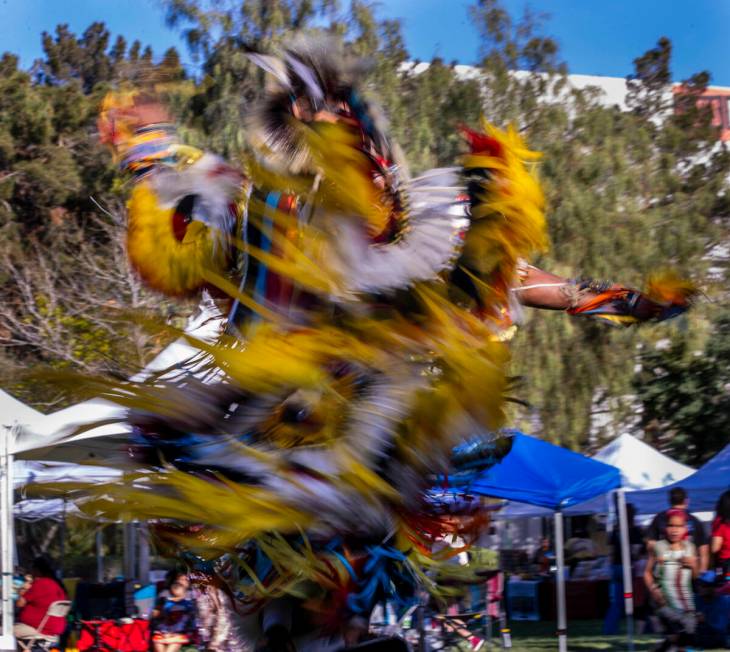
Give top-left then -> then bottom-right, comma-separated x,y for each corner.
498,573 -> 511,649
616,489 -> 635,651
138,522 -> 150,584
59,498 -> 67,578
554,508 -> 567,652
123,522 -> 137,581
0,425 -> 16,651
96,527 -> 104,583
484,579 -> 491,650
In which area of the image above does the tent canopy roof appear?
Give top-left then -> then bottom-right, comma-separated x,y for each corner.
468,432 -> 621,510
0,390 -> 44,430
14,460 -> 121,489
498,433 -> 695,518
593,433 -> 694,490
627,443 -> 730,514
10,300 -> 224,461
12,399 -> 129,462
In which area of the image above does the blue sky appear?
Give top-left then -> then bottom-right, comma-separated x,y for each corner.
2,0 -> 730,86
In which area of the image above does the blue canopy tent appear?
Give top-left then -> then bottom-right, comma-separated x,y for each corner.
496,433 -> 694,519
627,443 -> 730,514
452,432 -> 622,652
468,432 -> 621,509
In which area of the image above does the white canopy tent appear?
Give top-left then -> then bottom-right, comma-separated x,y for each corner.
13,459 -> 123,520
0,300 -> 224,650
11,299 -> 223,463
0,391 -> 43,426
1,402 -> 128,650
14,460 -> 122,488
13,499 -> 69,522
591,433 -> 695,490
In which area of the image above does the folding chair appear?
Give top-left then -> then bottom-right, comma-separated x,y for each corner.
16,600 -> 72,652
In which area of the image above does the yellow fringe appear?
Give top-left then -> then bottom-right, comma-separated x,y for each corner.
126,182 -> 232,296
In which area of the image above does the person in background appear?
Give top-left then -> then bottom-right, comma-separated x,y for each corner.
158,570 -> 191,599
151,573 -> 197,652
564,517 -> 597,574
531,537 -> 553,574
189,569 -> 248,652
14,556 -> 68,640
711,489 -> 730,582
604,503 -> 645,635
647,487 -> 709,572
644,509 -> 698,652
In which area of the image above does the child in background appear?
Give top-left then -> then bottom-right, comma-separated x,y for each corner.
644,509 -> 698,652
151,575 -> 197,652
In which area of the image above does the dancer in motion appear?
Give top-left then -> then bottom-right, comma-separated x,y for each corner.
60,37 -> 694,649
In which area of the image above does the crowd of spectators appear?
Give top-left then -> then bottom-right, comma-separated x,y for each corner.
9,485 -> 730,650
606,486 -> 730,650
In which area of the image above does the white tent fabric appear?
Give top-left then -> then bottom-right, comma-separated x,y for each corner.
12,461 -> 122,522
500,433 -> 695,518
13,460 -> 122,522
591,433 -> 694,490
14,460 -> 121,489
12,298 -> 224,462
14,499 -> 71,522
0,390 -> 44,431
13,398 -> 129,463
627,443 -> 730,514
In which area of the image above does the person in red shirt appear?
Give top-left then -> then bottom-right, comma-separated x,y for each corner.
14,556 -> 68,639
712,490 -> 730,580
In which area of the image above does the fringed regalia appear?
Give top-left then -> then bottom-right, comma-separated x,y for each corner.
49,37 -> 695,646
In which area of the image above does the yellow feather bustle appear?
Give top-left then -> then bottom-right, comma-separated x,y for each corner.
126,182 -> 233,296
461,119 -> 548,311
52,86 -> 544,611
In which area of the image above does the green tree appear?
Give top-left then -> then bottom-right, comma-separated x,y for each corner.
164,0 -> 407,158
0,24 -> 186,408
482,26 -> 729,450
634,307 -> 730,465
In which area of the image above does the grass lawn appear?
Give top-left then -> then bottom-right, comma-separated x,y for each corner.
490,619 -> 726,651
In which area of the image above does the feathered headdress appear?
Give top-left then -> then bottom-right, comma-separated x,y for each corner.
247,35 -> 395,173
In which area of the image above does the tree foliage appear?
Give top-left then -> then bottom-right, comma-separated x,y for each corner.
0,2 -> 727,460
634,307 -> 730,465
0,25 -> 188,407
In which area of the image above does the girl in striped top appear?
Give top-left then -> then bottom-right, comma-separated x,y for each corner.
644,509 -> 698,651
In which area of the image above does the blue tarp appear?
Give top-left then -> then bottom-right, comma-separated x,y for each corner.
627,443 -> 730,514
466,432 -> 622,510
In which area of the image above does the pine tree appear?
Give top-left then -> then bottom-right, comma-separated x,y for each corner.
634,307 -> 730,465
0,25 -> 190,407
466,15 -> 728,451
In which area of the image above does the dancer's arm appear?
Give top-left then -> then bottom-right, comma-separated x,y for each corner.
512,264 -> 694,325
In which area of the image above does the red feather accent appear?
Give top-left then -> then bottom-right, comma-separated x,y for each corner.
460,125 -> 503,157
171,210 -> 190,242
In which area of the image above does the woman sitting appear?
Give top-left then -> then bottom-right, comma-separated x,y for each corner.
14,556 -> 68,640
